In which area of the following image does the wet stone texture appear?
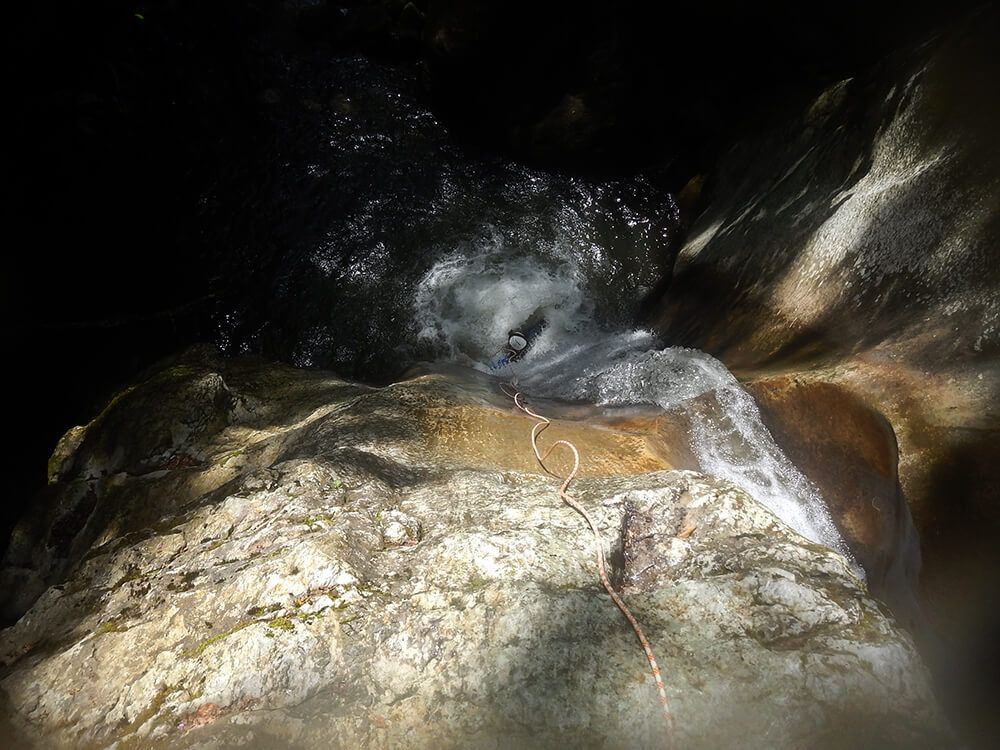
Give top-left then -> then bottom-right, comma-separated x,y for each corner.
648,14 -> 1000,741
649,13 -> 1000,555
0,348 -> 950,749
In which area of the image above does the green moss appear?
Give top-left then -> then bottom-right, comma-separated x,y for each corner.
91,385 -> 139,426
160,365 -> 200,380
213,446 -> 248,467
553,580 -> 581,590
184,620 -> 253,657
299,512 -> 336,527
47,425 -> 88,482
854,603 -> 891,644
95,618 -> 126,635
113,564 -> 151,589
267,616 -> 295,632
166,571 -> 200,592
246,603 -> 281,618
467,572 -> 489,591
113,683 -> 178,748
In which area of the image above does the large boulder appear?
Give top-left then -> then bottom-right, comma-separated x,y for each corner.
0,350 -> 948,748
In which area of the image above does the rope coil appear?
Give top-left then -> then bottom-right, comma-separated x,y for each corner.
500,381 -> 674,741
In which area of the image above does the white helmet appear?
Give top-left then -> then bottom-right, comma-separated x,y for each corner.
508,333 -> 528,352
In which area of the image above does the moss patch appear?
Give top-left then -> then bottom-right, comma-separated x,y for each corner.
94,619 -> 127,636
298,512 -> 336,528
467,571 -> 489,591
113,682 -> 179,748
184,621 -> 254,657
113,564 -> 153,590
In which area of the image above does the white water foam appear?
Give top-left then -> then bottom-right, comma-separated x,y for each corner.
413,226 -> 599,367
412,234 -> 858,567
552,346 -> 852,559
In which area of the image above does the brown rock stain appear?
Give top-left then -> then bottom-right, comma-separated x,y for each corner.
748,376 -> 899,553
418,404 -> 672,476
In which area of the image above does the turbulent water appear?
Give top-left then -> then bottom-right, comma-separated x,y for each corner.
214,55 -> 853,562
414,257 -> 852,561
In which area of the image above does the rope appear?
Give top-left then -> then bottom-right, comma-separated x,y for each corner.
499,381 -> 675,741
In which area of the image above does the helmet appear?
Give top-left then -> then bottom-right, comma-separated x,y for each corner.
508,333 -> 528,352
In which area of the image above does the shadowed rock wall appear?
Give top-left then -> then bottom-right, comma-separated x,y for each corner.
649,11 -> 1000,744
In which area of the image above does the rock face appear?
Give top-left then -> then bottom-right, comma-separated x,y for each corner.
0,349 -> 948,749
647,12 -> 1000,742
745,378 -> 923,632
654,22 -> 1000,370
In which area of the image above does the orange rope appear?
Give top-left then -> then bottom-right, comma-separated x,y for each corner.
500,381 -> 675,740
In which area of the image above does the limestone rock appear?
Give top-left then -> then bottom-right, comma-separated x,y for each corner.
0,351 -> 950,748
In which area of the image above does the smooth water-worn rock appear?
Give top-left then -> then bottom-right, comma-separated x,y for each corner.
745,378 -> 923,631
648,17 -> 1000,739
653,12 -> 1000,369
0,349 -> 948,748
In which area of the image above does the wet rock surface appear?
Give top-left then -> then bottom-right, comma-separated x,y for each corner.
648,12 -> 1000,743
745,378 -> 923,631
0,349 -> 948,748
653,14 -> 1000,369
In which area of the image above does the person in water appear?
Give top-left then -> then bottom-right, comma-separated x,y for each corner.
506,330 -> 530,357
490,314 -> 547,369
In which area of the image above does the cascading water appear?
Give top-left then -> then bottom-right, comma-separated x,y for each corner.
213,54 -> 855,565
412,238 -> 854,564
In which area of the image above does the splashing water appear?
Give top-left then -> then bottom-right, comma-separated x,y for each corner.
413,228 -> 596,367
555,347 -> 851,559
413,238 -> 857,565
